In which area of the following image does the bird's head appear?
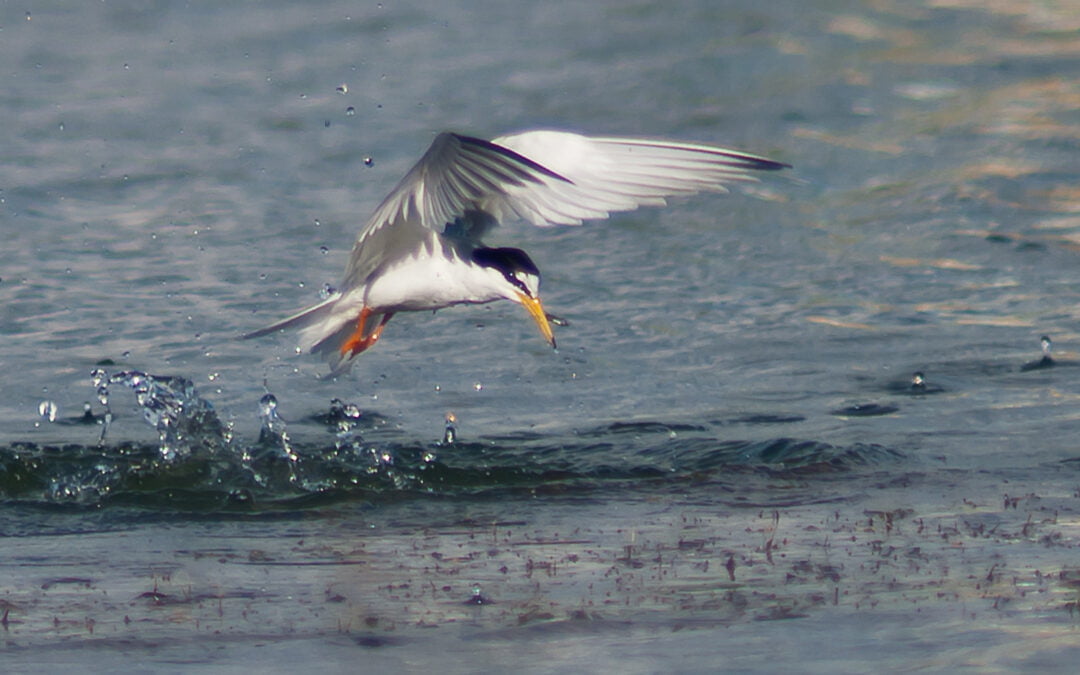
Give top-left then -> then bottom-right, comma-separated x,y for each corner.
471,247 -> 556,349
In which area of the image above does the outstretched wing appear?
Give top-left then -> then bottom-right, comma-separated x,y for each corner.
245,129 -> 788,368
341,133 -> 572,288
485,130 -> 788,226
341,130 -> 788,288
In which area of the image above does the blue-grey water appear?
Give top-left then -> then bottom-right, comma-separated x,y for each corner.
3,1 -> 1080,671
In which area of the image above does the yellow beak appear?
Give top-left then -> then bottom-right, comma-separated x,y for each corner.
516,292 -> 556,349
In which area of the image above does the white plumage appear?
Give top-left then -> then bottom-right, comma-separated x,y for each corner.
245,129 -> 788,374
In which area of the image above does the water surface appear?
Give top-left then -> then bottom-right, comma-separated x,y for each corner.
3,1 -> 1080,671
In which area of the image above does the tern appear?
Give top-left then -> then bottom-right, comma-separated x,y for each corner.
245,129 -> 789,373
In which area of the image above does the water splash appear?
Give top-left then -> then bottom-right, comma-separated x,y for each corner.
91,368 -> 109,407
107,370 -> 228,461
89,368 -> 114,444
257,393 -> 298,465
911,372 -> 925,390
1021,335 -> 1055,371
442,412 -> 457,445
38,400 -> 58,423
327,398 -> 365,463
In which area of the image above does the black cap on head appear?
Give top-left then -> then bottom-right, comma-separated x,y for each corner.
470,247 -> 540,278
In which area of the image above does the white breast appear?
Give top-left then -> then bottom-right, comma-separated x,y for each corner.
360,236 -> 504,312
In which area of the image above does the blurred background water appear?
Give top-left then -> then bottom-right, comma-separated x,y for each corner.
3,0 -> 1080,671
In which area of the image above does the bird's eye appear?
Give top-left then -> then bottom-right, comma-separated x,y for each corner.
506,272 -> 530,296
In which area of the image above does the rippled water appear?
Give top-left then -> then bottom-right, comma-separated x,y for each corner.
3,0 -> 1080,671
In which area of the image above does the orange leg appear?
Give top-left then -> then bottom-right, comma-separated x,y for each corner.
340,309 -> 395,357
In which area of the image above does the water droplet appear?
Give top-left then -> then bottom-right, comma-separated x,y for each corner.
259,393 -> 278,419
38,400 -> 58,422
433,384 -> 441,392
443,412 -> 457,444
336,83 -> 348,94
90,368 -> 111,407
319,245 -> 329,255
345,106 -> 356,116
26,11 -> 31,20
911,371 -> 925,389
314,219 -> 321,227
328,398 -> 363,436
257,392 -> 298,463
1022,335 -> 1056,371
320,283 -> 336,299
473,382 -> 483,391
58,122 -> 65,131
464,585 -> 490,605
208,372 -> 219,382
363,156 -> 374,167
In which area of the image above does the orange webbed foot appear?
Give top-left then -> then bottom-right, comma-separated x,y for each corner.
340,309 -> 395,358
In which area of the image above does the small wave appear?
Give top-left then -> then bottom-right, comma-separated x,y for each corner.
0,433 -> 901,512
3,368 -> 904,512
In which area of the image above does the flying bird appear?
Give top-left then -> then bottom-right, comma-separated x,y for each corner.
245,129 -> 789,374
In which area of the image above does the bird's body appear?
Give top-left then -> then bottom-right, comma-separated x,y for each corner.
245,129 -> 788,373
